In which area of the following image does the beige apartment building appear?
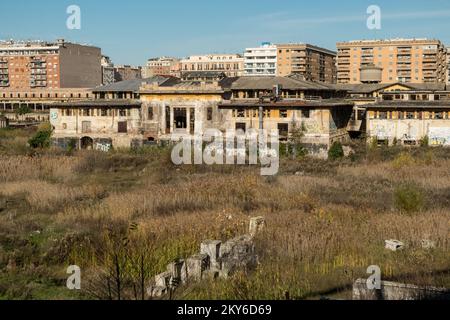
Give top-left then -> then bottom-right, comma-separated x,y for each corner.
337,39 -> 447,84
181,54 -> 244,77
277,44 -> 336,83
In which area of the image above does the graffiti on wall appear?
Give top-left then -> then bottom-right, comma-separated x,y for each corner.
429,127 -> 450,146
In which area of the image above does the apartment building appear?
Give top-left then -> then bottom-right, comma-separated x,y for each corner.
0,39 -> 102,90
180,54 -> 244,77
244,43 -> 278,76
447,48 -> 450,85
143,57 -> 181,78
337,38 -> 447,84
101,55 -> 115,86
276,44 -> 336,83
114,65 -> 142,82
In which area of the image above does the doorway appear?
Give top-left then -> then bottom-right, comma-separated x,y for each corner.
80,136 -> 94,150
174,108 -> 187,129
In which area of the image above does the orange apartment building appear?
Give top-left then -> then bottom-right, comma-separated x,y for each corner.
336,38 -> 447,84
0,39 -> 102,91
277,44 -> 336,83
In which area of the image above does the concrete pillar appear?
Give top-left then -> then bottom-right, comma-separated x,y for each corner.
170,107 -> 174,133
200,240 -> 222,270
186,107 -> 190,134
186,254 -> 208,282
167,259 -> 187,285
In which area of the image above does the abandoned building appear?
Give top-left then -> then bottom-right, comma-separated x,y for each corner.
139,77 -> 230,141
50,76 -> 176,149
49,75 -> 357,155
366,100 -> 450,146
218,76 -> 354,157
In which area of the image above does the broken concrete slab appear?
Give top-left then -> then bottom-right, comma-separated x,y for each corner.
219,235 -> 258,278
249,217 -> 266,237
200,240 -> 222,270
185,254 -> 209,282
353,278 -> 450,300
167,259 -> 186,286
385,239 -> 405,251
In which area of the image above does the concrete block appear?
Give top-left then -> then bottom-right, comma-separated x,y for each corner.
353,279 -> 450,300
249,217 -> 266,237
219,235 -> 258,278
385,239 -> 405,251
155,271 -> 172,288
186,254 -> 209,282
201,240 -> 222,270
421,239 -> 436,250
167,259 -> 186,285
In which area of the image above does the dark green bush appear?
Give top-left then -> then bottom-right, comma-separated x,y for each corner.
328,142 -> 344,161
28,130 -> 52,149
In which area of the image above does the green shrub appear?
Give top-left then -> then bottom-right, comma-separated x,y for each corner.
419,136 -> 429,147
328,142 -> 344,161
28,129 -> 52,149
394,184 -> 424,213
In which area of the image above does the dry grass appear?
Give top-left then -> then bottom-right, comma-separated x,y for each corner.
0,132 -> 449,299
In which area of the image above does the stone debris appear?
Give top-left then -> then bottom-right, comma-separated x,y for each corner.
385,239 -> 405,251
147,217 -> 263,298
421,239 -> 436,250
249,216 -> 266,238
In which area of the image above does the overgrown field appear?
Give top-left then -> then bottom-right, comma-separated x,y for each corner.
0,127 -> 449,300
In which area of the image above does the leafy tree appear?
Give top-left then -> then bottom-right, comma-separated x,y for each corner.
29,125 -> 53,149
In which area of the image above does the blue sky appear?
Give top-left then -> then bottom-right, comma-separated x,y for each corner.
1,0 -> 450,65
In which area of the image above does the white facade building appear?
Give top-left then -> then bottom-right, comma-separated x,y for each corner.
244,43 -> 277,76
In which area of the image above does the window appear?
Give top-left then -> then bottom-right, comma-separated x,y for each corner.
148,107 -> 154,120
237,109 -> 245,118
207,107 -> 213,121
406,112 -> 415,119
119,109 -> 127,117
434,112 -> 444,120
278,123 -> 289,137
301,109 -> 310,118
236,122 -> 246,132
101,109 -> 108,117
118,121 -> 128,133
279,109 -> 288,118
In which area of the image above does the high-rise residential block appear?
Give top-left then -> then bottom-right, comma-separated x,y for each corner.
0,39 -> 102,90
180,54 -> 244,77
276,44 -> 336,83
244,43 -> 278,76
336,38 -> 447,84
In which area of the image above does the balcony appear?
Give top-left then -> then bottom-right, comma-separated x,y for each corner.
338,50 -> 350,57
423,63 -> 437,70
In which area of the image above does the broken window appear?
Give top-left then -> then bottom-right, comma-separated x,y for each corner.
236,122 -> 246,132
378,111 -> 387,119
406,112 -> 415,119
119,109 -> 127,117
207,107 -> 213,121
280,109 -> 288,118
118,121 -> 128,133
434,112 -> 444,120
237,109 -> 245,118
101,109 -> 108,117
302,109 -> 310,118
148,107 -> 154,120
278,123 -> 289,137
